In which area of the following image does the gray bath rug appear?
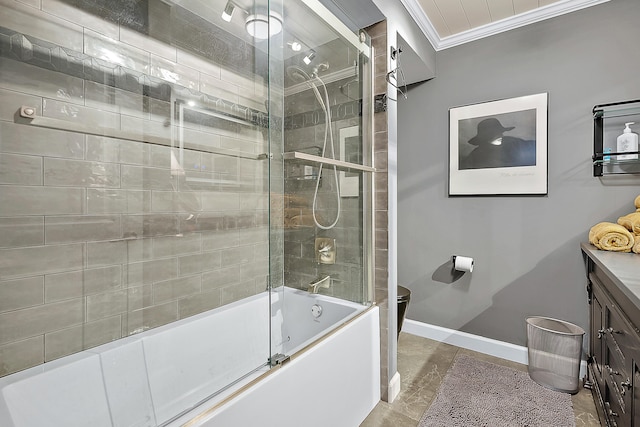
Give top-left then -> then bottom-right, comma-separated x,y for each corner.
418,354 -> 575,427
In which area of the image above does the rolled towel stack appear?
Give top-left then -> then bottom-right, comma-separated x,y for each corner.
618,212 -> 640,235
589,222 -> 635,252
617,211 -> 640,254
589,195 -> 640,253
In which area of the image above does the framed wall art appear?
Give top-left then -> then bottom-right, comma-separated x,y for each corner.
449,93 -> 548,196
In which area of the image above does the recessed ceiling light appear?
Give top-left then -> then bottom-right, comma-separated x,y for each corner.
245,12 -> 282,39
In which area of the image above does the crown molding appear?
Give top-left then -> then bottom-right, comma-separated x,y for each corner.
400,0 -> 610,51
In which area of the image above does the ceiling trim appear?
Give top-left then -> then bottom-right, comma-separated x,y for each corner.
399,0 -> 610,51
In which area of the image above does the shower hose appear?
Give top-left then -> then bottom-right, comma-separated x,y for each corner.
298,67 -> 341,230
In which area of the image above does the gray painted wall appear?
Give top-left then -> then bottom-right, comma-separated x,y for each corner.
398,0 -> 640,347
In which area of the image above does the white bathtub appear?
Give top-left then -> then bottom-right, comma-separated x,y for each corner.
0,287 -> 380,427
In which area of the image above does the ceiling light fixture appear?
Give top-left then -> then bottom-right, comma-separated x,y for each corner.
221,1 -> 235,22
302,50 -> 316,65
245,11 -> 282,40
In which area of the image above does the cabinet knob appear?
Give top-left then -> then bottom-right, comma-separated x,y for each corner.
621,379 -> 632,389
598,328 -> 606,338
608,408 -> 619,417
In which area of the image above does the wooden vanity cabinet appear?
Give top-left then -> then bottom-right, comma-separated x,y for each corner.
584,246 -> 640,427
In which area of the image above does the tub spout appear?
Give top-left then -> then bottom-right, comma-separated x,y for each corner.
308,275 -> 330,293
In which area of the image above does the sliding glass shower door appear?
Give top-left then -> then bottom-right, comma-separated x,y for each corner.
0,0 -> 273,395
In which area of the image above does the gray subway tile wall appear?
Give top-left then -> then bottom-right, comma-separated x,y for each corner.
0,335 -> 45,375
0,57 -> 85,105
0,276 -> 44,312
0,0 -> 84,51
0,186 -> 85,216
0,243 -> 85,279
43,158 -> 121,188
41,0 -> 120,39
0,121 -> 85,159
0,153 -> 43,185
0,0 -> 272,376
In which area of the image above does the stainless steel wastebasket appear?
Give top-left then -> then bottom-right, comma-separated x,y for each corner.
526,316 -> 584,394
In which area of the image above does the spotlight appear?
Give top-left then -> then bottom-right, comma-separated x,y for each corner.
221,1 -> 235,22
288,41 -> 302,52
302,50 -> 316,65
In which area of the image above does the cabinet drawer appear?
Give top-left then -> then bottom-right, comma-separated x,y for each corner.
608,302 -> 640,358
605,343 -> 632,414
605,380 -> 631,427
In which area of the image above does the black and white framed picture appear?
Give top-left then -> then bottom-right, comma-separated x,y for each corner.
449,93 -> 548,196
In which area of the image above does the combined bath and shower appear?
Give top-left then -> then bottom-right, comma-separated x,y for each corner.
286,63 -> 340,230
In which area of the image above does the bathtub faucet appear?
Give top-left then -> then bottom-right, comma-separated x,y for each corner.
308,275 -> 331,294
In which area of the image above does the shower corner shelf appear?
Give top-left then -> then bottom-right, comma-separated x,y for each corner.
283,151 -> 375,173
593,99 -> 640,177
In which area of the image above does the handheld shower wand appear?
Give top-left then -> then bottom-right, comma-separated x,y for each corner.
286,65 -> 341,230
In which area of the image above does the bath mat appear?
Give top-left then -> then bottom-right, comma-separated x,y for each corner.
418,354 -> 575,427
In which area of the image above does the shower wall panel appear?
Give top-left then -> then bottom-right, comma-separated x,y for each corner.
0,0 -> 270,377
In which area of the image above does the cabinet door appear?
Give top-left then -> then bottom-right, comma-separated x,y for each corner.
631,357 -> 640,427
592,282 -> 606,387
634,360 -> 640,426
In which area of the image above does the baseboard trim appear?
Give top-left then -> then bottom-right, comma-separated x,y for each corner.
403,319 -> 587,378
387,372 -> 401,403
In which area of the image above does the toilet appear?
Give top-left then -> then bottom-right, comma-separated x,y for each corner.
397,286 -> 411,339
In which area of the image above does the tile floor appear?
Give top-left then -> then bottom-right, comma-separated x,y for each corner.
361,333 -> 602,427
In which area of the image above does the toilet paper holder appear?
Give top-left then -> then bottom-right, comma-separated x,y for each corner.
432,255 -> 474,284
451,255 -> 474,273
448,257 -> 465,283
450,255 -> 473,282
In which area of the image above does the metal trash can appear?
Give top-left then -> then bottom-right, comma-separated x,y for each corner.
397,286 -> 411,339
526,316 -> 585,394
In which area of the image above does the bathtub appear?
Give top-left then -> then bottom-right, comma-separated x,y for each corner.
0,287 -> 380,427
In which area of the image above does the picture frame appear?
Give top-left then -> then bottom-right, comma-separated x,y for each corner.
449,93 -> 548,196
339,125 -> 360,197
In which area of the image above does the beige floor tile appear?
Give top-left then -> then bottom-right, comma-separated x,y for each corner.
360,401 -> 417,427
361,332 -> 602,427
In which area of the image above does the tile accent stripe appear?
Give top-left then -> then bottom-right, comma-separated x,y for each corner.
0,26 -> 272,129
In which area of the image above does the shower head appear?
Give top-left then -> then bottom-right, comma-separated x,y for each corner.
286,65 -> 311,83
286,62 -> 330,83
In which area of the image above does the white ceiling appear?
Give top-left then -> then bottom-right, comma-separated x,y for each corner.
400,0 -> 610,50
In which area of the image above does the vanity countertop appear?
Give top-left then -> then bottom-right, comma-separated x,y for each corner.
581,241 -> 640,311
